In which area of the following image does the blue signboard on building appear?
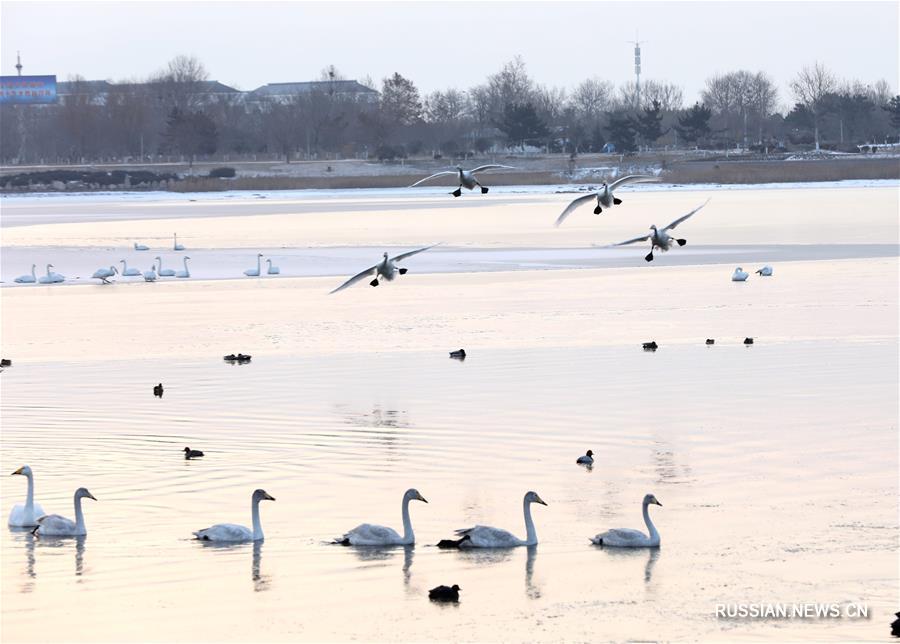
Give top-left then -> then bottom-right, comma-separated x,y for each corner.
0,75 -> 57,104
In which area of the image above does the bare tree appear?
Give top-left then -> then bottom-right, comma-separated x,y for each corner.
571,77 -> 613,121
790,62 -> 838,150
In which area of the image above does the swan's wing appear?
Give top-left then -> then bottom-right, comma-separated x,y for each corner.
34,514 -> 77,535
607,174 -> 660,191
193,523 -> 252,542
409,171 -> 456,187
662,198 -> 710,232
554,193 -> 598,227
456,525 -> 522,547
610,233 -> 652,247
591,528 -> 649,546
341,523 -> 402,545
470,164 -> 516,174
391,243 -> 440,263
329,264 -> 378,294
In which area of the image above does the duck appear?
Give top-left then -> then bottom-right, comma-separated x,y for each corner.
590,493 -> 662,547
134,242 -> 150,251
329,245 -> 438,294
428,584 -> 461,602
576,450 -> 594,465
335,488 -> 427,546
184,447 -> 204,459
732,267 -> 749,282
606,199 -> 709,262
119,259 -> 141,276
442,491 -> 547,548
175,256 -> 191,278
744,337 -> 754,345
143,265 -> 158,282
642,341 -> 658,351
32,487 -> 96,537
266,259 -> 280,275
91,265 -> 118,284
14,264 -> 37,283
155,256 -> 176,277
554,175 -> 660,226
173,233 -> 184,251
449,349 -> 466,360
756,265 -> 773,276
8,465 -> 47,528
705,339 -> 715,345
244,253 -> 263,277
409,165 -> 515,197
193,489 -> 275,542
0,358 -> 10,367
153,383 -> 163,397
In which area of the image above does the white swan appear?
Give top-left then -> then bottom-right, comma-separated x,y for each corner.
450,491 -> 547,548
14,264 -> 37,283
266,259 -> 280,275
329,244 -> 438,294
590,493 -> 662,547
193,489 -> 275,542
8,465 -> 47,527
173,233 -> 184,251
732,267 -> 749,282
554,175 -> 660,226
91,265 -> 118,284
143,265 -> 158,282
244,253 -> 263,277
410,165 -> 515,197
119,259 -> 141,276
134,242 -> 150,251
756,265 -> 773,276
33,487 -> 96,537
607,200 -> 709,262
175,257 -> 191,278
576,450 -> 594,465
336,488 -> 427,546
155,256 -> 176,277
38,264 -> 64,284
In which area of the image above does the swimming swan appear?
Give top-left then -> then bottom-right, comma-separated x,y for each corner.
449,491 -> 547,548
554,175 -> 660,226
8,465 -> 47,527
335,488 -> 427,546
266,259 -> 280,275
92,265 -> 118,284
134,242 -> 150,251
119,259 -> 141,276
329,244 -> 438,294
14,265 -> 37,283
756,265 -> 773,276
143,265 -> 158,282
32,487 -> 96,537
607,199 -> 709,262
155,256 -> 176,277
173,233 -> 184,251
732,267 -> 749,282
193,489 -> 275,542
244,253 -> 263,277
410,165 -> 515,197
175,257 -> 191,278
590,493 -> 662,547
38,264 -> 64,284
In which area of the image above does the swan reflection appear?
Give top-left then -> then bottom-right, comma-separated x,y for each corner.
252,541 -> 270,592
598,545 -> 661,583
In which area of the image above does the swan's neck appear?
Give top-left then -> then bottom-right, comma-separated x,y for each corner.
523,499 -> 538,545
400,496 -> 414,543
642,502 -> 659,542
30,265 -> 36,278
183,257 -> 189,269
121,260 -> 127,271
256,256 -> 262,272
46,265 -> 52,277
24,472 -> 35,514
157,258 -> 163,270
251,498 -> 263,540
74,494 -> 86,533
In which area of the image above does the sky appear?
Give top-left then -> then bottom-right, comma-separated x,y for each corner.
1,1 -> 898,108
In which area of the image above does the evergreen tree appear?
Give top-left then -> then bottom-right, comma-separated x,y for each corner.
675,102 -> 712,145
161,107 -> 218,167
884,96 -> 900,130
499,102 -> 549,149
605,111 -> 636,152
632,99 -> 666,147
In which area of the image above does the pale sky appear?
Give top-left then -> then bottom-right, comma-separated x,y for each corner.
2,1 -> 897,109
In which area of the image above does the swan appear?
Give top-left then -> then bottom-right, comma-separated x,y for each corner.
8,465 -> 47,527
173,233 -> 184,251
756,265 -> 773,276
590,493 -> 662,547
91,265 -> 118,284
606,199 -> 709,262
576,450 -> 594,465
335,488 -> 427,546
155,256 -> 176,277
193,489 -> 275,542
554,175 -> 660,226
266,258 -> 280,275
38,264 -> 64,284
732,267 -> 749,282
410,165 -> 515,197
244,253 -> 263,277
445,491 -> 547,548
134,242 -> 150,251
175,257 -> 191,278
14,265 -> 36,283
143,265 -> 158,282
329,244 -> 438,294
32,487 -> 96,537
119,259 -> 141,276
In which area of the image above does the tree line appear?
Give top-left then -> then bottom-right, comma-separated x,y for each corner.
1,54 -> 897,165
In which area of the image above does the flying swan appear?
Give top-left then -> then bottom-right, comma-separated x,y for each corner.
329,245 -> 438,294
554,175 -> 660,226
193,489 -> 275,542
606,199 -> 709,262
8,465 -> 47,528
410,165 -> 515,197
590,493 -> 662,547
442,491 -> 547,548
335,488 -> 427,546
32,487 -> 96,537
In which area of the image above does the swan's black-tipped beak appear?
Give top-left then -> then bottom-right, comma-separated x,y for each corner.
418,495 -> 428,503
655,501 -> 662,507
266,494 -> 276,501
87,493 -> 97,501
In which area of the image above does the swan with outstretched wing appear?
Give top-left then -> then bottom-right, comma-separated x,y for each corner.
329,244 -> 438,294
410,165 -> 515,197
554,174 -> 660,226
